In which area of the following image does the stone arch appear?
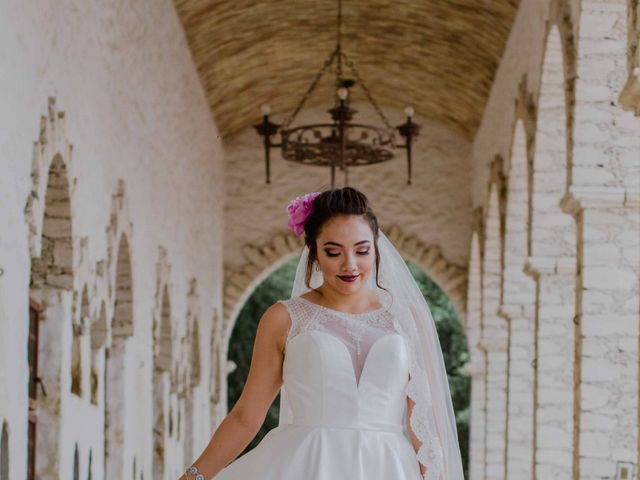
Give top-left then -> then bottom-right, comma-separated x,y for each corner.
26,100 -> 76,479
183,279 -> 201,465
0,421 -> 8,480
157,286 -> 173,372
71,284 -> 89,396
29,154 -> 74,290
526,22 -> 578,480
70,320 -> 83,396
153,247 -> 173,371
152,247 -> 173,480
111,235 -> 134,338
90,302 -> 107,405
465,230 -> 486,480
534,26 -> 575,258
25,98 -> 75,272
186,279 -> 202,389
105,180 -> 134,338
104,230 -> 134,479
501,118 -> 537,479
210,312 -> 227,425
223,227 -> 468,341
480,168 -> 508,480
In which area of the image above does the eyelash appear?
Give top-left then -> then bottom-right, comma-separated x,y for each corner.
325,250 -> 370,258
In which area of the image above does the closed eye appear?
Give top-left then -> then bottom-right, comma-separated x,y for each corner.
325,250 -> 370,257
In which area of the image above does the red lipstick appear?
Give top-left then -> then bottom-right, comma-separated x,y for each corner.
337,274 -> 359,282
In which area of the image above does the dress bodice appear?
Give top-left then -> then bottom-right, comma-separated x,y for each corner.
278,297 -> 410,431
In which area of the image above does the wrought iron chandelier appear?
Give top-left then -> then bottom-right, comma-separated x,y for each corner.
254,0 -> 419,187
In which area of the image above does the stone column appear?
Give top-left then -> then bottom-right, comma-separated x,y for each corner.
479,336 -> 508,480
499,304 -> 535,480
524,256 -> 576,480
465,354 -> 487,480
562,186 -> 639,480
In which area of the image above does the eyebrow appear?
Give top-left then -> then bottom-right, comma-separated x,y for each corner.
322,240 -> 371,247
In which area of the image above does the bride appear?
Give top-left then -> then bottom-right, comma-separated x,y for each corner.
179,187 -> 464,480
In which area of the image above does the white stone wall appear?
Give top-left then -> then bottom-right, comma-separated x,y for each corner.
468,0 -> 640,479
0,1 -> 224,479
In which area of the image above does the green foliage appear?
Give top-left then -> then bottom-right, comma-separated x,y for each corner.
227,257 -> 470,475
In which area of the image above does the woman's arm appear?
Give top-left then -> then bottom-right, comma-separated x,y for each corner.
406,395 -> 427,477
180,302 -> 291,480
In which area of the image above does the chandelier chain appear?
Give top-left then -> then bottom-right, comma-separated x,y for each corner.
282,49 -> 338,129
340,52 -> 394,131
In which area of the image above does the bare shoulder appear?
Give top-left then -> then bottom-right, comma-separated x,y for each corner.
257,301 -> 292,353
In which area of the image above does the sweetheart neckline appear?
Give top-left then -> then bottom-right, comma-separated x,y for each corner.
285,330 -> 403,391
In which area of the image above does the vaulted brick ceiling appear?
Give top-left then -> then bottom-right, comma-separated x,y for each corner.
174,0 -> 520,140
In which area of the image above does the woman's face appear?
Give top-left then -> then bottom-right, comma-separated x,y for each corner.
315,215 -> 376,295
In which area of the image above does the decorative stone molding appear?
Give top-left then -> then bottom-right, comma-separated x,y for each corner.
24,98 -> 75,263
105,180 -> 134,338
524,255 -> 576,278
152,246 -> 173,373
560,186 -> 640,216
497,303 -> 536,321
222,226 -> 468,339
185,278 -> 202,390
73,239 -> 93,325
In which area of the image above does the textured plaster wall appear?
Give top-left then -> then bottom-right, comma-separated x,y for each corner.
0,0 -> 224,478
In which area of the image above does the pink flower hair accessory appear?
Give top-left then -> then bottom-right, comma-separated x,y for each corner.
286,191 -> 322,236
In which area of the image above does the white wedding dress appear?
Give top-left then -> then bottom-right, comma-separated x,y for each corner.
213,296 -> 423,480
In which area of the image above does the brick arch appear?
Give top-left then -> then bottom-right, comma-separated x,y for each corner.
25,98 -> 75,274
104,180 -> 134,339
223,226 -> 467,341
25,99 -> 76,478
465,229 -> 486,480
501,117 -> 538,479
185,278 -> 202,390
152,247 -> 173,373
103,182 -> 134,479
533,24 -> 576,258
479,165 -> 509,479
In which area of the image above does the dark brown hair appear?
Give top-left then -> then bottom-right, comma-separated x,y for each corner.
302,187 -> 384,291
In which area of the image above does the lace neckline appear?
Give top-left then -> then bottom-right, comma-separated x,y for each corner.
297,296 -> 386,317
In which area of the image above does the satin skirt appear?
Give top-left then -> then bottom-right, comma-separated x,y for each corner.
212,423 -> 423,480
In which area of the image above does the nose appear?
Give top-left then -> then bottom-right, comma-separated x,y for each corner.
341,252 -> 358,272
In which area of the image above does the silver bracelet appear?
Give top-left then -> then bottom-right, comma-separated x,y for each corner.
185,466 -> 205,480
